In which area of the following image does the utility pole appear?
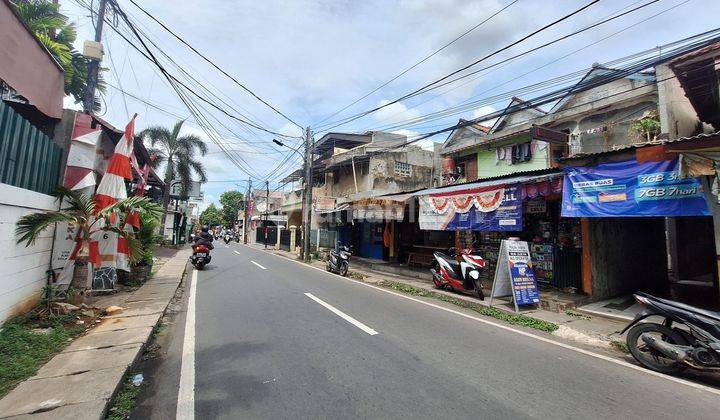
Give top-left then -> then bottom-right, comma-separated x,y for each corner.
264,180 -> 269,249
243,178 -> 252,244
301,126 -> 314,262
82,0 -> 109,113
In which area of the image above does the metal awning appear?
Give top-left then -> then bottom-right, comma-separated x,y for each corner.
413,170 -> 562,197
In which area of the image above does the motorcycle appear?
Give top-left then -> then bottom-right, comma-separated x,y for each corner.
224,233 -> 231,244
327,245 -> 352,276
234,233 -> 240,243
190,244 -> 211,269
622,292 -> 720,374
430,247 -> 486,299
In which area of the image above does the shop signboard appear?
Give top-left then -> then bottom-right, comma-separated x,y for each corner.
525,199 -> 546,214
419,184 -> 522,231
562,159 -> 709,217
313,196 -> 337,212
490,240 -> 541,312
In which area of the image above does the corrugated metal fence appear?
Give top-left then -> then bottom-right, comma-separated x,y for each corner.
0,101 -> 61,195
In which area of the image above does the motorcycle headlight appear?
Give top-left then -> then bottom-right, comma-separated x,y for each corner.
469,270 -> 479,280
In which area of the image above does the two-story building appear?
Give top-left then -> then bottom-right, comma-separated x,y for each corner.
308,131 -> 434,260
421,35 -> 719,309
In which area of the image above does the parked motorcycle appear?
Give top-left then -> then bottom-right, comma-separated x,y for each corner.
234,233 -> 241,243
224,233 -> 231,244
623,292 -> 720,374
190,244 -> 211,269
327,245 -> 352,276
430,247 -> 486,299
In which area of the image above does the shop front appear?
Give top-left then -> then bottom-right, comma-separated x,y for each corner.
414,171 -> 581,293
562,157 -> 719,308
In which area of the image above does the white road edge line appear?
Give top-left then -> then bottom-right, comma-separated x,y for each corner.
243,244 -> 720,397
176,269 -> 198,419
305,292 -> 378,336
251,260 -> 267,270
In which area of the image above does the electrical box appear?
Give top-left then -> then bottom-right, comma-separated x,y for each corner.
83,40 -> 104,61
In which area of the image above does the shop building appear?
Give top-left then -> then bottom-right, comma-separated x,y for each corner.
309,131 -> 434,260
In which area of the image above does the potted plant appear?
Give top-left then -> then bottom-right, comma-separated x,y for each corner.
129,212 -> 160,284
15,186 -> 163,299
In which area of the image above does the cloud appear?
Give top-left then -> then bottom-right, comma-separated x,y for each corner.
471,105 -> 498,126
392,129 -> 436,151
375,100 -> 421,125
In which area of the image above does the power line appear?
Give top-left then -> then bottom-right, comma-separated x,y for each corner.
357,0 -> 664,133
367,9 -> 706,135
126,0 -> 304,130
314,0 -> 665,133
79,0 -> 300,140
313,0 -> 521,127
372,39 -> 720,157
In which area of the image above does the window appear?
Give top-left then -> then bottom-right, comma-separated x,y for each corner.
359,161 -> 369,175
394,161 -> 412,177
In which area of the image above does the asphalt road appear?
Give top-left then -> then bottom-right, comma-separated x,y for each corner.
136,243 -> 720,419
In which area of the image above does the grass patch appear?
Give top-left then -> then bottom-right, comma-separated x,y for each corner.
565,309 -> 591,320
106,375 -> 142,420
378,280 -> 559,333
347,271 -> 366,280
0,314 -> 85,398
610,340 -> 630,354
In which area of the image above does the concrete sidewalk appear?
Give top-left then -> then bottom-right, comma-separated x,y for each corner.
0,248 -> 191,420
250,244 -> 628,351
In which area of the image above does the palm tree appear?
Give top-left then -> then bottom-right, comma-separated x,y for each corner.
15,186 -> 163,290
13,0 -> 105,110
140,120 -> 208,228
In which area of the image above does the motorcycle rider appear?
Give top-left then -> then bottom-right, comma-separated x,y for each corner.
194,225 -> 215,250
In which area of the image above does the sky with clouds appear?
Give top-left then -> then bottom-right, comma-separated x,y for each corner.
59,0 -> 720,211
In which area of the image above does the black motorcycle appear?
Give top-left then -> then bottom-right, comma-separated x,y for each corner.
622,292 -> 720,374
327,245 -> 352,276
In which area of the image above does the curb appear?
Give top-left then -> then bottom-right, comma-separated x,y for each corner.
101,259 -> 189,419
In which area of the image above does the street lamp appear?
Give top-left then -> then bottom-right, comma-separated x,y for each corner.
273,136 -> 313,261
273,138 -> 304,159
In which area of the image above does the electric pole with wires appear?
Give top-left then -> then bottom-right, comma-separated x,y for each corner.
83,0 -> 109,113
244,178 -> 252,244
264,180 -> 269,249
301,127 -> 314,262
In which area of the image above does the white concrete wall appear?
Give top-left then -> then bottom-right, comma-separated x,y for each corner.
656,63 -> 703,137
0,183 -> 59,324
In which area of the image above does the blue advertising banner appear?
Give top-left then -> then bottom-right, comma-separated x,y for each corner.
510,264 -> 541,306
490,240 -> 540,312
419,185 -> 523,231
562,159 -> 709,217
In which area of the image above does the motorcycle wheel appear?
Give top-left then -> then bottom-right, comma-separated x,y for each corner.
339,262 -> 349,277
626,323 -> 686,374
473,278 -> 485,300
326,262 -> 332,272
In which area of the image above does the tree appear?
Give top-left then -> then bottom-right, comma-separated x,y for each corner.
219,190 -> 244,227
199,203 -> 223,227
15,186 -> 163,290
13,0 -> 105,110
140,120 -> 208,229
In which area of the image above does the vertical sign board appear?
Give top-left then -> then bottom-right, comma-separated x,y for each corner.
490,240 -> 541,312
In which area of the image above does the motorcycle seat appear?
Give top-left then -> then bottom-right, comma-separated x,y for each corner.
434,252 -> 461,276
640,292 -> 720,321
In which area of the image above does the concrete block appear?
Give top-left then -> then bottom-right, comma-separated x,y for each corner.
33,344 -> 142,379
64,326 -> 153,352
104,300 -> 168,319
0,367 -> 125,417
92,314 -> 160,333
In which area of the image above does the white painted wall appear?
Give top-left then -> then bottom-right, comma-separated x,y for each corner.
0,183 -> 60,324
